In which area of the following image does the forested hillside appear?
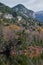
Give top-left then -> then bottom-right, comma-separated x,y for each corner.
0,2 -> 43,65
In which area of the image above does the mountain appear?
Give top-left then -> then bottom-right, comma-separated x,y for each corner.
0,2 -> 17,17
35,11 -> 43,22
0,2 -> 12,13
0,2 -> 43,23
0,2 -> 43,65
0,2 -> 4,6
12,4 -> 35,18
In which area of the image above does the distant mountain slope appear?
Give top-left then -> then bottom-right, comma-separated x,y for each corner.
0,2 -> 17,17
35,11 -> 43,22
0,2 -> 12,13
12,4 -> 35,18
0,2 -> 43,23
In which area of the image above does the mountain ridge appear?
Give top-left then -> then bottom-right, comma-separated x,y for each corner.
12,4 -> 35,18
0,2 -> 43,22
35,11 -> 43,22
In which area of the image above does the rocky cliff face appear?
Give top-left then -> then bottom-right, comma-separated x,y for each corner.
12,4 -> 35,18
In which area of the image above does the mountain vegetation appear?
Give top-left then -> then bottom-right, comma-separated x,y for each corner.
0,2 -> 43,65
12,4 -> 35,18
35,11 -> 43,22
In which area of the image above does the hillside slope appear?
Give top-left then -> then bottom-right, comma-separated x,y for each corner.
35,11 -> 43,22
12,4 -> 35,18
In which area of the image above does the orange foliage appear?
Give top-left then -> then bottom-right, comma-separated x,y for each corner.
38,27 -> 43,32
10,24 -> 21,31
36,27 -> 43,32
3,24 -> 22,31
28,46 -> 43,58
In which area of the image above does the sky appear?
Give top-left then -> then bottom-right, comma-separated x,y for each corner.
0,0 -> 43,12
